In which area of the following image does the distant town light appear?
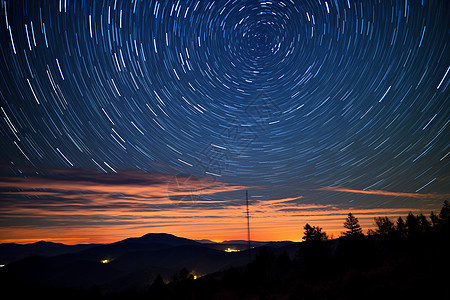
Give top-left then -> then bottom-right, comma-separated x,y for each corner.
225,248 -> 240,252
0,264 -> 5,268
101,259 -> 109,264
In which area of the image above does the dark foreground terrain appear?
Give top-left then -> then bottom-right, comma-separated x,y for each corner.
1,202 -> 449,299
1,233 -> 448,299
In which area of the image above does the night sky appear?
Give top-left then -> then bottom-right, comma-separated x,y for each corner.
0,0 -> 448,244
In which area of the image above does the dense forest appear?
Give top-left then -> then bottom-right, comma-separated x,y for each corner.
2,201 -> 449,299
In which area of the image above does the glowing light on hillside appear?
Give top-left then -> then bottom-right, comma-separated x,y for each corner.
225,248 -> 240,252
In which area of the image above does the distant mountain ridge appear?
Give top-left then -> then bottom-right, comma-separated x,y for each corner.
116,233 -> 202,246
0,233 -> 297,293
0,240 -> 100,265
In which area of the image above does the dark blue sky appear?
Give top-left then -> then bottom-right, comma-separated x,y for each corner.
0,0 -> 448,243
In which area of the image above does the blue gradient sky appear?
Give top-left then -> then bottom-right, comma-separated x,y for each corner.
0,0 -> 448,243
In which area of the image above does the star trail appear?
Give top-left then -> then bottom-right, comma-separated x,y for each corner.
0,0 -> 448,243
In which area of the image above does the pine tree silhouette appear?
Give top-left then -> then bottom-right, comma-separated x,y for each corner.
406,212 -> 420,237
343,213 -> 363,237
430,211 -> 439,229
396,216 -> 407,238
417,213 -> 431,233
439,200 -> 450,231
375,216 -> 395,237
302,223 -> 328,241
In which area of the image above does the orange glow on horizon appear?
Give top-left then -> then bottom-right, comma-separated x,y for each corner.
0,203 -> 426,245
0,170 -> 444,245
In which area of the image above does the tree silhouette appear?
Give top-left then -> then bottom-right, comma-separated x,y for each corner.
439,200 -> 450,219
150,274 -> 165,290
430,211 -> 439,229
302,223 -> 328,242
438,200 -> 450,231
417,213 -> 431,233
374,216 -> 395,237
343,213 -> 363,237
172,267 -> 194,282
152,274 -> 165,288
299,224 -> 329,276
148,274 -> 169,299
406,212 -> 420,237
396,216 -> 407,238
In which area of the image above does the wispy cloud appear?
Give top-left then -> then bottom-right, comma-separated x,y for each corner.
0,169 -> 249,213
0,168 -> 446,244
320,186 -> 449,199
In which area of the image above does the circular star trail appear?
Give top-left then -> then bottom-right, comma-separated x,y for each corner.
0,0 -> 449,200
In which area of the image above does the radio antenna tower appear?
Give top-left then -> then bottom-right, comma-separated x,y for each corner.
246,190 -> 251,251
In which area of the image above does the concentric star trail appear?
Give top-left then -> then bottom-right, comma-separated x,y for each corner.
0,0 -> 448,243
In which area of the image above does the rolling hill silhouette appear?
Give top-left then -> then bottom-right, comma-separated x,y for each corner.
0,233 -> 296,293
0,241 -> 98,265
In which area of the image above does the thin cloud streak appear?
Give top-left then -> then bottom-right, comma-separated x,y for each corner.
0,169 -> 446,244
320,186 -> 449,199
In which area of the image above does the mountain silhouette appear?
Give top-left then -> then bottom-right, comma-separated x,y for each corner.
0,241 -> 98,265
0,233 -> 297,293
